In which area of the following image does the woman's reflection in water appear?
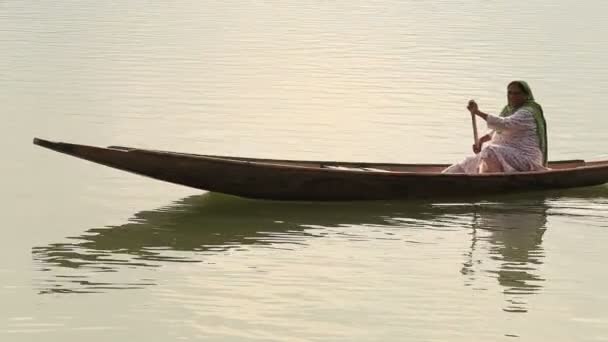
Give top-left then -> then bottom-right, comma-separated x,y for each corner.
461,199 -> 548,313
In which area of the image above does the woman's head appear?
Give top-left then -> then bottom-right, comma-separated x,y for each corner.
507,81 -> 531,108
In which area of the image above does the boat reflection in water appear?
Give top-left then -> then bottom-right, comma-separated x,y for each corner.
34,193 -> 417,293
33,187 -> 608,313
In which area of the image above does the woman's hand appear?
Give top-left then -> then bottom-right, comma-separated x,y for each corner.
472,134 -> 491,154
467,100 -> 479,115
467,100 -> 489,120
472,142 -> 481,154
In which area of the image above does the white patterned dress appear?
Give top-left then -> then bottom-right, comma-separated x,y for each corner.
443,108 -> 548,174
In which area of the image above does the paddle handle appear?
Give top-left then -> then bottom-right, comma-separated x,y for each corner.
471,113 -> 479,145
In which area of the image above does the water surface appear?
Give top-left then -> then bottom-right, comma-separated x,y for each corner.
2,0 -> 608,340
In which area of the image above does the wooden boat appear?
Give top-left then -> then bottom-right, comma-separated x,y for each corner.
33,138 -> 608,201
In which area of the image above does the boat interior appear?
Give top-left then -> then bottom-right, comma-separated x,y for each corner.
108,145 -> 604,173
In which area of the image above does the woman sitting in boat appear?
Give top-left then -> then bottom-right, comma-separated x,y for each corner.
443,81 -> 548,174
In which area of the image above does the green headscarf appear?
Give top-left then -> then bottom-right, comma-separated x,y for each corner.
499,81 -> 548,166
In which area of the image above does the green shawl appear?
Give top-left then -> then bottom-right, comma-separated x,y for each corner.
499,81 -> 548,166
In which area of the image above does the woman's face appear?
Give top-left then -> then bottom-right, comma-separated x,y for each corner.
507,83 -> 527,108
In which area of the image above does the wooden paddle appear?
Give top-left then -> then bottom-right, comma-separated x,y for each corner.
471,112 -> 479,145
469,100 -> 479,147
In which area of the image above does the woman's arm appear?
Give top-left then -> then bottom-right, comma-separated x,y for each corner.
479,133 -> 492,143
484,110 -> 533,131
467,100 -> 532,131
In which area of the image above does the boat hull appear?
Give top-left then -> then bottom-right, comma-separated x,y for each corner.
33,138 -> 608,201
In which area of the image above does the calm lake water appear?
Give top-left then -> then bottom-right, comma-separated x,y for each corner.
2,0 -> 608,340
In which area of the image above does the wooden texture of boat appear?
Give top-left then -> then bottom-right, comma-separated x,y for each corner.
33,138 -> 608,201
